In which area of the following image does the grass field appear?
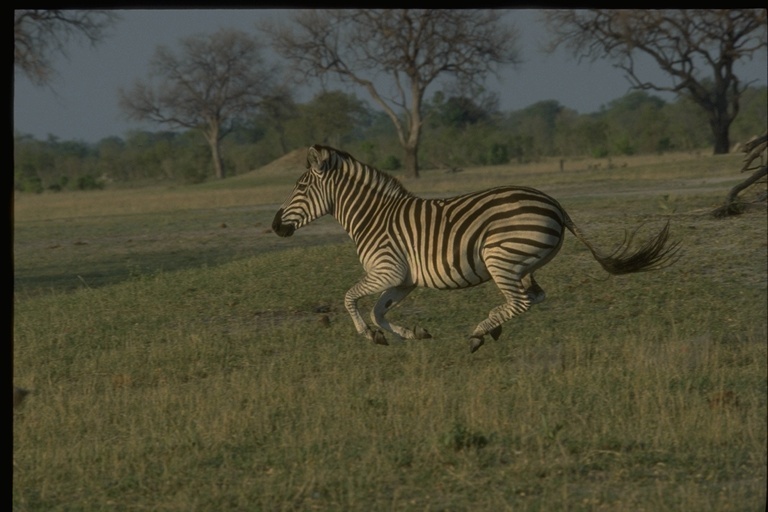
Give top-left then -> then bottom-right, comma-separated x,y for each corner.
13,151 -> 767,511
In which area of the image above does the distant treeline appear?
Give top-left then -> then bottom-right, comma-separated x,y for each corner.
14,86 -> 767,192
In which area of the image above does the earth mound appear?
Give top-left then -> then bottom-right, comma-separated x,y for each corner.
255,148 -> 307,176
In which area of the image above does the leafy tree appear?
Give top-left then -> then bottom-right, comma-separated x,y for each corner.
298,91 -> 372,149
605,91 -> 666,114
662,95 -> 712,151
603,91 -> 668,154
254,87 -> 299,154
119,29 -> 277,179
14,133 -> 103,191
118,131 -> 178,181
551,107 -> 582,156
14,134 -> 48,192
14,9 -> 119,86
96,136 -> 130,182
506,100 -> 566,158
579,116 -> 612,158
421,91 -> 505,168
543,9 -> 768,154
344,112 -> 401,170
730,86 -> 768,144
267,9 -> 520,178
427,92 -> 494,129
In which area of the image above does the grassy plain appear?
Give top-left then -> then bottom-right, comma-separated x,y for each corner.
13,151 -> 767,511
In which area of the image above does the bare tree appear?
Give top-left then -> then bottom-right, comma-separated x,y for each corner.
266,9 -> 520,178
14,9 -> 119,86
543,9 -> 767,155
119,29 -> 276,179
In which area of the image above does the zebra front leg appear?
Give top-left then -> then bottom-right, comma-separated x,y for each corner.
344,274 -> 402,345
371,286 -> 432,340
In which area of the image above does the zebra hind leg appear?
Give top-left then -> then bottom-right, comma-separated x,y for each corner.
523,273 -> 547,305
371,286 -> 432,340
469,271 -> 530,353
469,324 -> 504,353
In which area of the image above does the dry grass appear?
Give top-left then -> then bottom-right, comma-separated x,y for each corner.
13,151 -> 767,511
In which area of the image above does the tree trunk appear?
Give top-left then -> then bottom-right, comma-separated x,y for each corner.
203,121 -> 226,180
710,109 -> 732,155
209,138 -> 226,179
403,144 -> 419,179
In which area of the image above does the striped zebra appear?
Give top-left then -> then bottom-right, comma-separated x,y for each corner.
272,145 -> 680,353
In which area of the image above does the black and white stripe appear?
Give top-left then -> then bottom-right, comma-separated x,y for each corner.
273,145 -> 679,353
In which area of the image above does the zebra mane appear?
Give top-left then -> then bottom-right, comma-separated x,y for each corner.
317,145 -> 414,199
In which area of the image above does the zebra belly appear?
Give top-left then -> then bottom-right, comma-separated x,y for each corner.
406,244 -> 490,289
391,188 -> 564,290
406,221 -> 562,289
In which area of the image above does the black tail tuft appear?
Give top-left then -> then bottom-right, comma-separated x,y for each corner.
568,219 -> 682,275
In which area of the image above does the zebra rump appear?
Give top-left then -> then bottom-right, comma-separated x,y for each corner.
272,144 -> 681,353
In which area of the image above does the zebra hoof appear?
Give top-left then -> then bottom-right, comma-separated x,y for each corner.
469,336 -> 484,353
414,327 -> 432,339
372,330 -> 389,346
489,325 -> 502,341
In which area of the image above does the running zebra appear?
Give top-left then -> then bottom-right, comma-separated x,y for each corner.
272,145 -> 680,353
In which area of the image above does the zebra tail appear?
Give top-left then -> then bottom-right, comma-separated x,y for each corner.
564,216 -> 682,275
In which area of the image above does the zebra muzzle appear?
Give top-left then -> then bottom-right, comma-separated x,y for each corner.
272,209 -> 295,237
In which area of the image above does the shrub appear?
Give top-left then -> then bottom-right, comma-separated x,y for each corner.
17,175 -> 44,194
380,155 -> 402,171
76,174 -> 105,191
486,143 -> 509,165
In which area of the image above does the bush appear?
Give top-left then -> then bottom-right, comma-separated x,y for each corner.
486,143 -> 509,165
379,155 -> 402,171
656,137 -> 674,154
180,165 -> 209,184
614,136 -> 636,156
76,174 -> 105,191
16,175 -> 43,194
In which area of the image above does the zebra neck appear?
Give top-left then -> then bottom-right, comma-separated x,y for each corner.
331,164 -> 412,240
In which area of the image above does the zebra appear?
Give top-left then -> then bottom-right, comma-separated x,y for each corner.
272,145 -> 680,353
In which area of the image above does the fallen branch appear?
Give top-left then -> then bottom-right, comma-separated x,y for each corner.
712,132 -> 767,218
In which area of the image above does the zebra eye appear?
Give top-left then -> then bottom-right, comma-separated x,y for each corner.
296,181 -> 309,192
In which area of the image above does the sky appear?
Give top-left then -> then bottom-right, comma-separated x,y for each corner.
13,9 -> 768,144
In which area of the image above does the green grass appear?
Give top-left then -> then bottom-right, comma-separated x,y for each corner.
13,152 -> 767,510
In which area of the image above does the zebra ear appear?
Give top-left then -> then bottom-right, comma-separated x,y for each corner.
307,145 -> 330,174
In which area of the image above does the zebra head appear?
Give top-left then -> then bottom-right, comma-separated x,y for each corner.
272,145 -> 336,238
